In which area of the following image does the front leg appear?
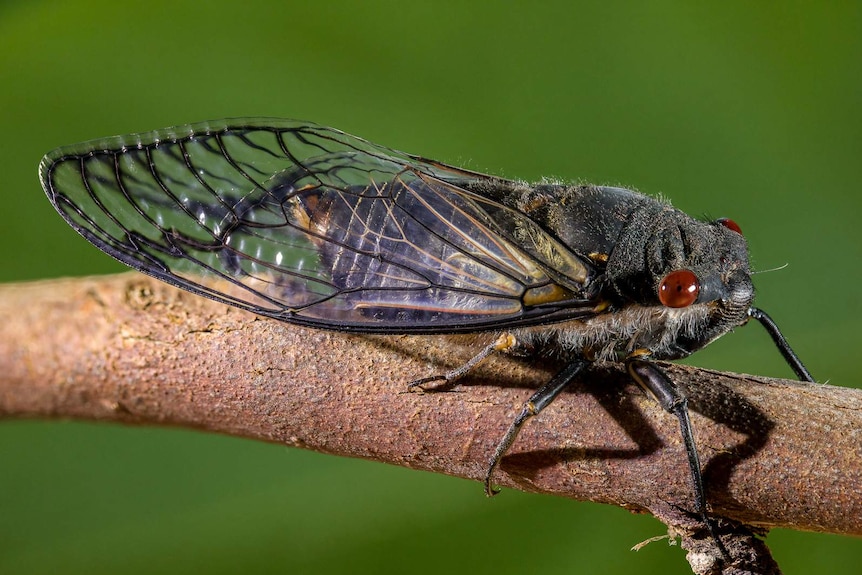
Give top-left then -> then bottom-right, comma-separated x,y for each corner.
627,357 -> 731,562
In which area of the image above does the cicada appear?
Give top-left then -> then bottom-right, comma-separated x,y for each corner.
40,119 -> 814,558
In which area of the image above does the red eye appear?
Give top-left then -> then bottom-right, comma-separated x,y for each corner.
717,217 -> 742,235
658,270 -> 700,308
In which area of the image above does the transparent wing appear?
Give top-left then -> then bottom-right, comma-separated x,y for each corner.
40,118 -> 596,333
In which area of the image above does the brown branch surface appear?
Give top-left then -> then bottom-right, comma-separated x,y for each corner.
2,274 -> 860,573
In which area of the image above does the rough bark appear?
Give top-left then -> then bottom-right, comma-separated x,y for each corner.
2,274 -> 860,574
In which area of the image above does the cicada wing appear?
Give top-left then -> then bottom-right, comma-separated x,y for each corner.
41,119 -> 595,333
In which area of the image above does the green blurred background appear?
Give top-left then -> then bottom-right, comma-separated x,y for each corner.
1,1 -> 859,573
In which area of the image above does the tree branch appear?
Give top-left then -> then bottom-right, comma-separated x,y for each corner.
2,274 -> 860,574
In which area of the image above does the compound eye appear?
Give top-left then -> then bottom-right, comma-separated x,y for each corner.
717,217 -> 743,235
658,270 -> 700,308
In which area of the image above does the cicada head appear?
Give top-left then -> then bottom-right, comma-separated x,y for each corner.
603,205 -> 755,360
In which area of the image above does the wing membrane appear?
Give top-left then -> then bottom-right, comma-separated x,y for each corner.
41,118 -> 596,332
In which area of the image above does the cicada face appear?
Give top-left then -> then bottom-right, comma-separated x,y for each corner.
593,191 -> 756,360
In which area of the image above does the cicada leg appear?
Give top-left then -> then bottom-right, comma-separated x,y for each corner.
407,333 -> 519,389
484,358 -> 588,496
627,358 -> 731,562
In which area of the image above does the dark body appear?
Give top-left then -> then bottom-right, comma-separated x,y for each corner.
40,119 -> 812,562
453,180 -> 754,362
